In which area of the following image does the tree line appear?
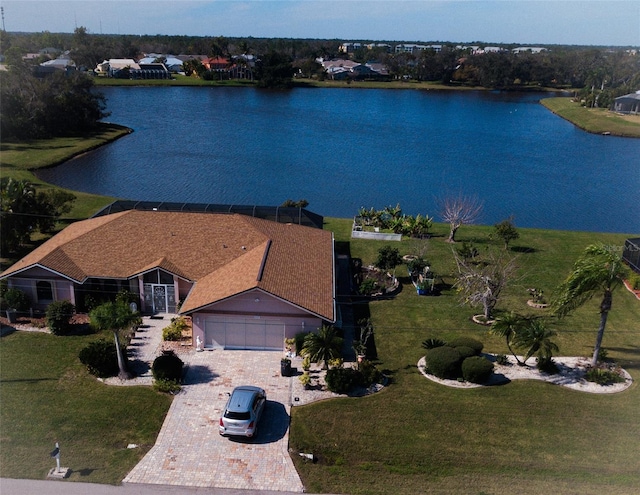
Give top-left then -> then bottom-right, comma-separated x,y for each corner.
3,29 -> 639,101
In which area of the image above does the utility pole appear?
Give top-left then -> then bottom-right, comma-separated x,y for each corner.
1,7 -> 6,32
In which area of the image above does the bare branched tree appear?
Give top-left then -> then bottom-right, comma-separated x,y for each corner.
437,194 -> 484,243
453,249 -> 517,321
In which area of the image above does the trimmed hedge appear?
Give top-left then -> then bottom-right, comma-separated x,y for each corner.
461,356 -> 494,384
447,337 -> 483,356
325,367 -> 363,394
152,351 -> 184,382
46,300 -> 75,335
424,346 -> 462,380
162,317 -> 189,341
455,345 -> 477,360
79,339 -> 119,378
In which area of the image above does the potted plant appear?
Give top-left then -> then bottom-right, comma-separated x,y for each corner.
527,288 -> 549,309
417,279 -> 432,295
280,357 -> 292,376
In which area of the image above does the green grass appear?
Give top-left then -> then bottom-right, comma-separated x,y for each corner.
541,97 -> 640,138
0,330 -> 171,484
0,124 -> 126,239
291,218 -> 640,495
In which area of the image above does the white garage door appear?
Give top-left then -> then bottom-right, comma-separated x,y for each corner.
204,317 -> 284,350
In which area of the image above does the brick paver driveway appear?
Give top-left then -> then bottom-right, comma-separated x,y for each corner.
123,349 -> 305,492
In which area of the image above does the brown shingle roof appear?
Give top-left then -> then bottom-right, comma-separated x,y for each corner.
1,210 -> 334,321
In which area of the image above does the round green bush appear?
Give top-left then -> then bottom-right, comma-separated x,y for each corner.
162,318 -> 188,341
46,300 -> 75,335
424,346 -> 463,380
447,337 -> 483,356
79,339 -> 119,378
455,345 -> 477,359
325,367 -> 363,394
461,356 -> 494,384
152,351 -> 184,382
3,288 -> 31,311
359,360 -> 381,387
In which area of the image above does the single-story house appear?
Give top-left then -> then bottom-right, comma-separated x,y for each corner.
613,92 -> 640,115
0,209 -> 336,350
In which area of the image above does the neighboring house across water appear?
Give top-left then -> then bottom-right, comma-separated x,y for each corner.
95,58 -> 141,77
0,205 -> 336,350
613,92 -> 640,115
319,59 -> 390,81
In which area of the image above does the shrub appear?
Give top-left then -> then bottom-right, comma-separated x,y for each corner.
79,339 -> 119,377
359,360 -> 381,387
461,356 -> 494,384
447,337 -> 483,356
325,367 -> 363,394
496,354 -> 509,366
46,300 -> 75,335
153,378 -> 182,394
536,357 -> 559,374
455,345 -> 477,359
585,367 -> 625,385
294,331 -> 310,355
3,288 -> 31,311
358,278 -> 379,295
424,346 -> 463,380
421,338 -> 446,350
302,355 -> 311,371
162,317 -> 189,341
152,350 -> 184,382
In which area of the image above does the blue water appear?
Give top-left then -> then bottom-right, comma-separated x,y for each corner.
37,87 -> 640,233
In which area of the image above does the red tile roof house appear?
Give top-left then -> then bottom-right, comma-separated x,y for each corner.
0,209 -> 336,350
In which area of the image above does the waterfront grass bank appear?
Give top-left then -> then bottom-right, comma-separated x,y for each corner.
542,97 -> 640,138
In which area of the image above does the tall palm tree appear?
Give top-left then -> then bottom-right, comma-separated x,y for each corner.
552,244 -> 627,366
302,325 -> 343,370
511,319 -> 559,366
490,312 -> 528,365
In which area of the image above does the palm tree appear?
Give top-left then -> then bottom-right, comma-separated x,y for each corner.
511,319 -> 559,366
90,300 -> 141,379
302,325 -> 343,370
490,312 -> 528,365
552,244 -> 627,366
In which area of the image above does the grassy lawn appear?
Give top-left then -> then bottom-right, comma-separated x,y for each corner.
0,124 -> 126,243
0,329 -> 172,484
541,97 -> 640,138
290,218 -> 640,495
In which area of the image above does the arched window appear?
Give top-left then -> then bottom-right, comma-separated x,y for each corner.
36,281 -> 54,302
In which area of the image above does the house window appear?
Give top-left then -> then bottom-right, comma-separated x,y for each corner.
36,281 -> 54,302
143,269 -> 174,285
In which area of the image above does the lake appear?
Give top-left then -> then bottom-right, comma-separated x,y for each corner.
37,86 -> 640,233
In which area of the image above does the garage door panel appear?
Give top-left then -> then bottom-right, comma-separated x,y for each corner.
245,321 -> 266,350
203,317 -> 285,350
226,320 -> 246,349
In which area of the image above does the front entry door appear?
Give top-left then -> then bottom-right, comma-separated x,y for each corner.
153,285 -> 167,313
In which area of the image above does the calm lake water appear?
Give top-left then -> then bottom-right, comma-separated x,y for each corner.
38,87 -> 639,233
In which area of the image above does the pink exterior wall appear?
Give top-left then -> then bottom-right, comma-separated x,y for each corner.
6,268 -> 75,310
189,289 -> 325,350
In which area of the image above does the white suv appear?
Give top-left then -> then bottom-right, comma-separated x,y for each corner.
219,386 -> 267,438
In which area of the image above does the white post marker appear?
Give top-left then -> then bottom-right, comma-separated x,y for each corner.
47,442 -> 70,479
51,443 -> 61,472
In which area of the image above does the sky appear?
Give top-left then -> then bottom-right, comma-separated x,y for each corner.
1,0 -> 639,46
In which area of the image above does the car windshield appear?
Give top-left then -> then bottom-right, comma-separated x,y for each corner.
225,411 -> 251,420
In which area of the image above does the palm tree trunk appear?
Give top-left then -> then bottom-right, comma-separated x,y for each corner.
591,311 -> 609,366
591,289 -> 612,366
114,330 -> 131,380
